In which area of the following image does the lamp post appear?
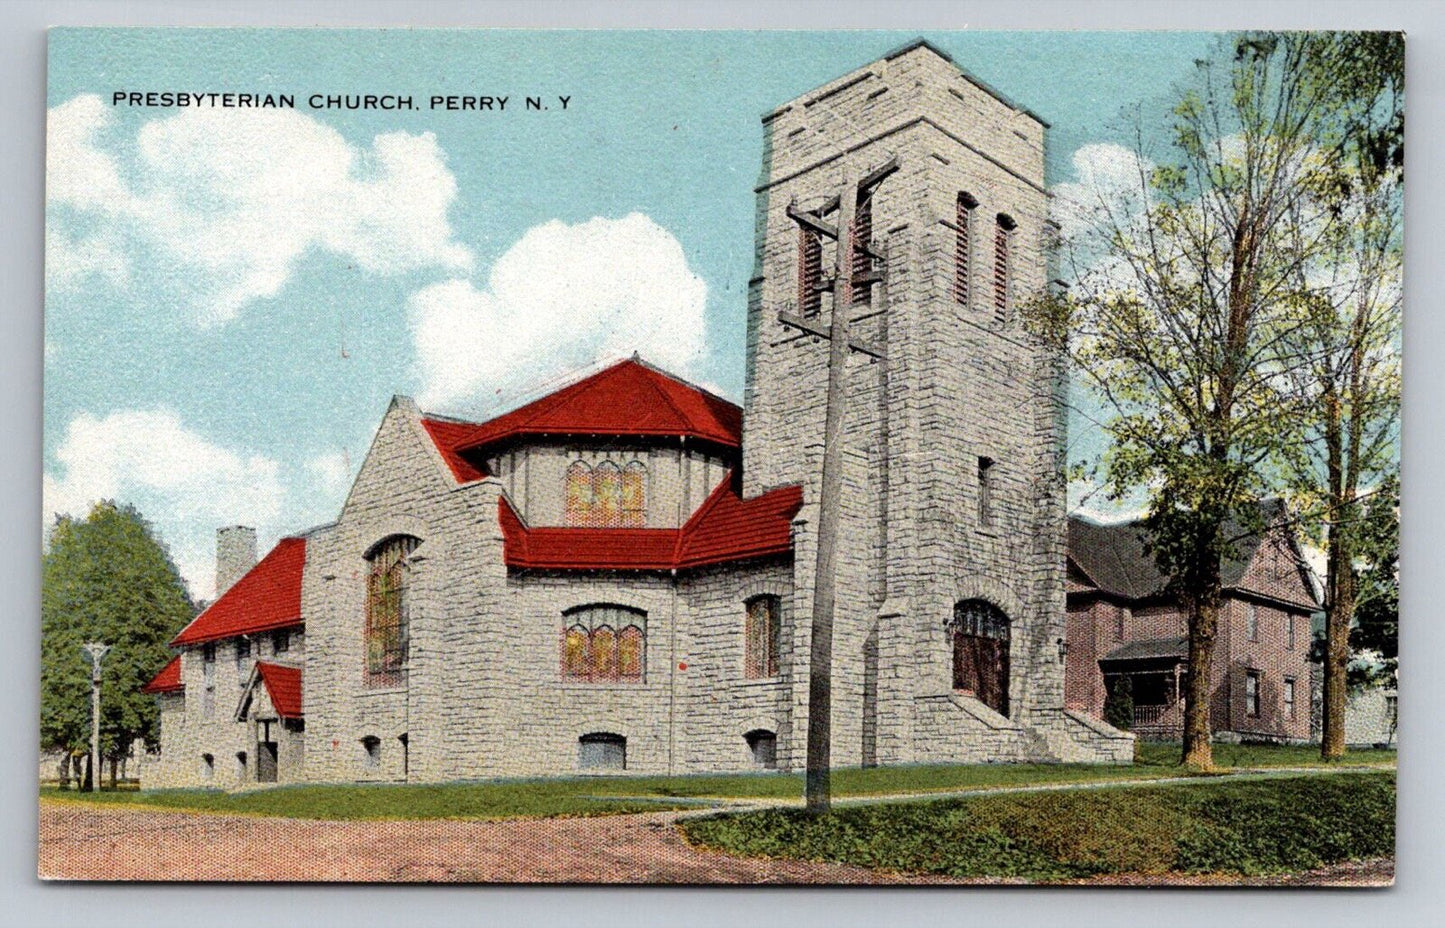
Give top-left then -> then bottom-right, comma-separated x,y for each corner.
82,642 -> 111,792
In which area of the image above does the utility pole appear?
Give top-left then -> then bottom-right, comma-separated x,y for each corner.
804,170 -> 856,814
82,642 -> 111,793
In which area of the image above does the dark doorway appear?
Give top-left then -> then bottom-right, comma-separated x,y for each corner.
951,600 -> 1011,717
257,719 -> 278,783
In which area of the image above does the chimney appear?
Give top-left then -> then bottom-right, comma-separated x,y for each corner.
216,526 -> 258,598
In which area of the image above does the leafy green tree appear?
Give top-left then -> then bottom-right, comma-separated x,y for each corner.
41,502 -> 194,787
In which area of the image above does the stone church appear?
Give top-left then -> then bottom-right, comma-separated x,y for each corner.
141,40 -> 1132,790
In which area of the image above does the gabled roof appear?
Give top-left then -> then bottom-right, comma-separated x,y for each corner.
499,473 -> 803,572
141,655 -> 183,694
430,359 -> 742,471
237,661 -> 303,720
420,416 -> 488,483
171,537 -> 306,646
1067,499 -> 1317,606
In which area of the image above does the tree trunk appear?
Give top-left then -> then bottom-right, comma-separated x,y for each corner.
1182,587 -> 1220,769
58,752 -> 71,791
1322,501 -> 1356,760
81,753 -> 93,792
108,756 -> 118,789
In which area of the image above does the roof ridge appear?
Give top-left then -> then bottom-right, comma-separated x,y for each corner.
675,472 -> 736,561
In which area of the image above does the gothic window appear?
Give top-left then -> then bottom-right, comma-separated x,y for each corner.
621,461 -> 647,527
799,225 -> 823,318
954,192 -> 977,305
579,732 -> 626,770
852,187 -> 875,306
565,461 -> 593,526
950,599 -> 1011,717
365,535 -> 419,688
561,605 -> 646,683
744,595 -> 781,679
993,213 -> 1016,321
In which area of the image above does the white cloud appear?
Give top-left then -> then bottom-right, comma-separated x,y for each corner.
46,93 -> 472,321
306,450 -> 354,498
44,409 -> 287,599
409,213 -> 708,412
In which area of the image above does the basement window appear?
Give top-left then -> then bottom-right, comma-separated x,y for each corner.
579,732 -> 626,771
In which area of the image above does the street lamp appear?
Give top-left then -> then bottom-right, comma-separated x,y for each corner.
81,642 -> 111,793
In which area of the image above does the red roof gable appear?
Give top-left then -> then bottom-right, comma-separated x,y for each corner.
254,661 -> 303,720
141,656 -> 183,694
499,473 -> 802,572
420,417 -> 487,482
171,537 -> 307,647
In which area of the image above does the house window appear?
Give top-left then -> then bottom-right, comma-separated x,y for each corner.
579,732 -> 626,770
1115,608 -> 1125,640
365,535 -> 420,688
235,636 -> 252,684
1245,670 -> 1261,718
1284,678 -> 1297,719
745,729 -> 778,769
977,457 -> 995,529
1286,613 -> 1295,650
953,192 -> 977,305
272,629 -> 290,654
851,186 -> 875,306
993,214 -> 1015,321
951,600 -> 1011,717
798,224 -> 823,318
200,753 -> 214,781
1247,604 -> 1259,642
561,605 -> 646,683
201,643 -> 215,719
744,595 -> 781,679
564,459 -> 647,527
361,736 -> 381,769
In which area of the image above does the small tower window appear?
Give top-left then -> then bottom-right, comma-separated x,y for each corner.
954,193 -> 977,305
851,187 -> 875,306
993,213 -> 1016,321
978,457 -> 995,529
798,226 -> 823,318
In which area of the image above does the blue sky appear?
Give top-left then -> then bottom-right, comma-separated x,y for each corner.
44,28 -> 1217,595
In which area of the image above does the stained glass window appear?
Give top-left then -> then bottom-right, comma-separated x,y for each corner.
744,595 -> 780,679
565,461 -> 593,526
365,535 -> 419,687
621,461 -> 647,527
560,605 -> 646,683
592,461 -> 622,527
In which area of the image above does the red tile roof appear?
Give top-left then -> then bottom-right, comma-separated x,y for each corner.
254,661 -> 303,720
423,360 -> 741,482
499,473 -> 803,572
171,537 -> 307,647
420,416 -> 488,482
141,655 -> 183,694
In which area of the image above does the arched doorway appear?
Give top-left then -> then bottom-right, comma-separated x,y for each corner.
950,599 -> 1011,716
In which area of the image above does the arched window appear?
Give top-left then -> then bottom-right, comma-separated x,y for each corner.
993,214 -> 1016,322
360,735 -> 381,769
744,595 -> 780,679
561,605 -> 646,683
950,599 -> 1011,716
565,461 -> 593,526
621,461 -> 647,527
954,192 -> 978,305
579,732 -> 626,770
745,729 -> 777,769
592,461 -> 622,527
365,535 -> 419,687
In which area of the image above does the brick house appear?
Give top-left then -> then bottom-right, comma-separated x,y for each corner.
140,41 -> 1133,790
1064,502 -> 1319,742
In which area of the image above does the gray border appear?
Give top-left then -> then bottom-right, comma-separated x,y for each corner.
4,2 -> 1438,926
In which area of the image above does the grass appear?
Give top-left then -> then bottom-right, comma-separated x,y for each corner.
680,771 -> 1396,881
1133,741 -> 1397,769
40,742 -> 1394,823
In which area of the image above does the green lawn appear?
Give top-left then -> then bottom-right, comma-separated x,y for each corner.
40,741 -> 1393,822
1134,741 -> 1397,769
680,771 -> 1396,881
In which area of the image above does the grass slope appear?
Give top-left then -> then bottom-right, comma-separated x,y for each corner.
680,771 -> 1396,881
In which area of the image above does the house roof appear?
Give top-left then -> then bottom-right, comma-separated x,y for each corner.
1101,636 -> 1189,664
253,661 -> 303,720
141,655 -> 183,694
422,359 -> 742,481
499,473 -> 803,572
171,537 -> 307,647
1066,500 -> 1313,604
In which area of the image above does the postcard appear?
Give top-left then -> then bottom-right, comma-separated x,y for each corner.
39,28 -> 1399,884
